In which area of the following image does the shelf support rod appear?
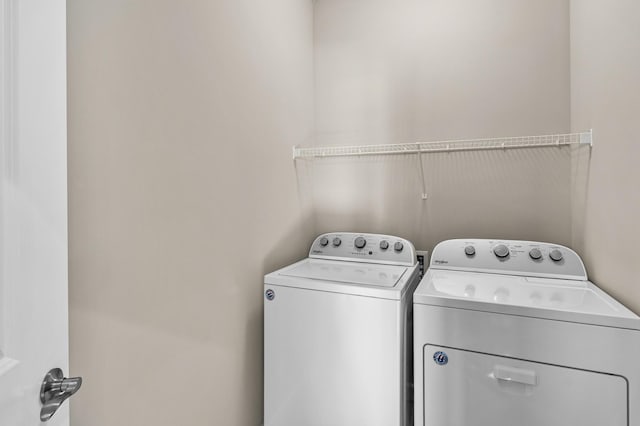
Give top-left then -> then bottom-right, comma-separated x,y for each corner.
417,148 -> 428,200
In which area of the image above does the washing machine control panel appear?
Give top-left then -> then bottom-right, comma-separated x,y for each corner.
309,233 -> 417,266
430,239 -> 587,280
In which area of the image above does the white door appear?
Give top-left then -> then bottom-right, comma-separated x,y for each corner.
1,0 -> 75,425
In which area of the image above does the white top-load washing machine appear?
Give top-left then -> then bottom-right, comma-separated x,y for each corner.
414,239 -> 640,426
264,232 -> 421,426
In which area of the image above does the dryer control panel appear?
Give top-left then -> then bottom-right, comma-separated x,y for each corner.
430,239 -> 587,280
309,232 -> 417,266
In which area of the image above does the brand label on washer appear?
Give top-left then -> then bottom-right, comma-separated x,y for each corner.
433,351 -> 448,365
265,289 -> 275,301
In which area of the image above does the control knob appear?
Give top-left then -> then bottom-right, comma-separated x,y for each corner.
464,246 -> 476,256
319,237 -> 329,247
549,249 -> 563,262
394,242 -> 404,252
332,237 -> 342,247
379,240 -> 389,250
354,237 -> 367,249
493,244 -> 510,258
529,248 -> 542,260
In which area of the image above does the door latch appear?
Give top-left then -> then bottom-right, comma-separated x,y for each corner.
40,368 -> 83,421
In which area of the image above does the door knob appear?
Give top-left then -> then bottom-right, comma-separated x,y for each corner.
40,368 -> 83,421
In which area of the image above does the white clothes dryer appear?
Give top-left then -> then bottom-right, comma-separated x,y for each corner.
264,232 -> 421,426
414,239 -> 640,426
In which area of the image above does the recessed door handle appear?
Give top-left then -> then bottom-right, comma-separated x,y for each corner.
493,365 -> 537,386
40,368 -> 83,421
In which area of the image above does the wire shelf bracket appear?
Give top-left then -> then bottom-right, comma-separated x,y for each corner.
292,130 -> 593,160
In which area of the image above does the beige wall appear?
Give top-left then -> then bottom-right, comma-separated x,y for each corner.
570,0 -> 640,314
311,0 -> 573,251
68,1 -> 640,425
67,1 -> 314,425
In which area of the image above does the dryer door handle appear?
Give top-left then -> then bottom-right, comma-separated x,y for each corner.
493,365 -> 537,386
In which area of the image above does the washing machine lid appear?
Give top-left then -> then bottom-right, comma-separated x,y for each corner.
279,258 -> 407,288
265,258 -> 419,300
414,269 -> 640,329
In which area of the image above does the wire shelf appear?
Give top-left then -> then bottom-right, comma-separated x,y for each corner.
293,131 -> 592,159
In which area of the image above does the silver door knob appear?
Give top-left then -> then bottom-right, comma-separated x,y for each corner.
40,368 -> 83,421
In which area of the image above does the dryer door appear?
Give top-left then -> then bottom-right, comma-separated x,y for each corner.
422,345 -> 627,426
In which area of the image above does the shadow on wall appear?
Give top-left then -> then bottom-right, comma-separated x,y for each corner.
296,145 -> 592,251
570,144 -> 592,256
